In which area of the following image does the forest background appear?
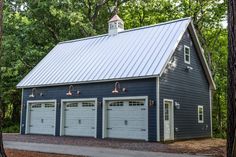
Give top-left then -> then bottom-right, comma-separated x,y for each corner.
1,0 -> 227,138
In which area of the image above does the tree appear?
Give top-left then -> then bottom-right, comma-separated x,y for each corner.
227,0 -> 236,156
0,0 -> 6,156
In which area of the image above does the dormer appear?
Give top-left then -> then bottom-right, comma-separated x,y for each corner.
108,14 -> 124,36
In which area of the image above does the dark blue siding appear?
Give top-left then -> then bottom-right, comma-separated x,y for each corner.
159,29 -> 210,141
21,78 -> 157,141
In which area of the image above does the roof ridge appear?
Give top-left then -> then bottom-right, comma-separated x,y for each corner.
59,17 -> 191,45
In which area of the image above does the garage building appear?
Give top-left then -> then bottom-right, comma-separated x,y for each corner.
17,15 -> 215,142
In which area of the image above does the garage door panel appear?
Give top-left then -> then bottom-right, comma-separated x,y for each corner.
65,120 -> 95,127
108,129 -> 146,140
65,128 -> 94,136
63,100 -> 96,137
28,102 -> 56,135
108,120 -> 145,128
106,99 -> 147,140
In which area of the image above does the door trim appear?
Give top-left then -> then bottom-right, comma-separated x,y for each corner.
60,98 -> 97,138
102,96 -> 149,141
26,99 -> 57,136
163,99 -> 174,141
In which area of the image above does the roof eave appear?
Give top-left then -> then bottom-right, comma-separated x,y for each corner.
16,75 -> 159,89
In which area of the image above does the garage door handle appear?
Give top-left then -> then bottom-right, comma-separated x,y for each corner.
92,109 -> 95,111
141,108 -> 146,110
141,129 -> 146,131
29,125 -> 33,127
91,127 -> 95,129
64,126 -> 68,128
107,128 -> 112,130
107,109 -> 112,110
51,126 -> 54,128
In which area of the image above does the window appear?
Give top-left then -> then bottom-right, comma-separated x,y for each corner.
45,103 -> 54,108
198,105 -> 204,123
66,103 -> 78,108
31,104 -> 42,108
184,45 -> 190,64
129,101 -> 144,106
164,103 -> 169,121
82,102 -> 94,107
109,101 -> 123,106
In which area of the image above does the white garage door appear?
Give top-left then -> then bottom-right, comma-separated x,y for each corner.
28,102 -> 56,135
62,101 -> 96,137
105,99 -> 148,140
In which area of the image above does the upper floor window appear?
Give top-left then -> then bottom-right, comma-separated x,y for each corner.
198,105 -> 204,123
184,45 -> 190,64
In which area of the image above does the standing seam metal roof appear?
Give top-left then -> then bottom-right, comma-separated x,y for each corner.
17,17 -> 192,88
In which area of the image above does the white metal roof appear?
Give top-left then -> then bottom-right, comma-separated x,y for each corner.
17,17 -> 211,88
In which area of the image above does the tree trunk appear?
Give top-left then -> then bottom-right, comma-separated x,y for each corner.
227,0 -> 236,156
0,0 -> 6,156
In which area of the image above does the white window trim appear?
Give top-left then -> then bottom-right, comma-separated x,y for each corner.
184,45 -> 190,64
60,98 -> 97,138
26,99 -> 57,136
198,105 -> 204,123
102,96 -> 149,141
163,99 -> 174,141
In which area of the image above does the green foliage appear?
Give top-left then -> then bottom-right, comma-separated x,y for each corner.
1,0 -> 227,138
2,124 -> 19,133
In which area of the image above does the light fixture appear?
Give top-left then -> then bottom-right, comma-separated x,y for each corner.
175,102 -> 180,109
185,66 -> 193,71
112,82 -> 120,94
29,88 -> 36,98
66,85 -> 73,96
112,82 -> 127,94
149,100 -> 155,107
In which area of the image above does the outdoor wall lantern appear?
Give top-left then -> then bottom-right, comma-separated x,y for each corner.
112,82 -> 127,94
175,101 -> 180,109
149,100 -> 155,107
66,85 -> 74,96
29,88 -> 36,98
185,65 -> 193,72
66,85 -> 80,96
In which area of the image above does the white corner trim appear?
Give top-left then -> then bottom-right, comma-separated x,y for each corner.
102,96 -> 149,141
156,77 -> 160,141
163,99 -> 174,141
209,87 -> 213,137
20,89 -> 23,134
60,98 -> 98,138
26,99 -> 57,136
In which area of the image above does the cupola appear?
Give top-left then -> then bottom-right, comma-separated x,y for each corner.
108,14 -> 124,36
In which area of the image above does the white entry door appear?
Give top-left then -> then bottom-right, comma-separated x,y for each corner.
164,100 -> 174,141
105,99 -> 148,140
61,100 -> 96,137
28,102 -> 56,135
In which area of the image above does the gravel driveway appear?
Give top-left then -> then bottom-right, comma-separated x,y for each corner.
3,133 -> 225,157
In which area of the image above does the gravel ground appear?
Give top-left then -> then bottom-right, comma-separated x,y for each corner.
3,133 -> 226,157
6,149 -> 86,157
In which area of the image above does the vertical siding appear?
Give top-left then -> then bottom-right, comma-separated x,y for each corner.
21,78 -> 157,141
159,29 -> 210,141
